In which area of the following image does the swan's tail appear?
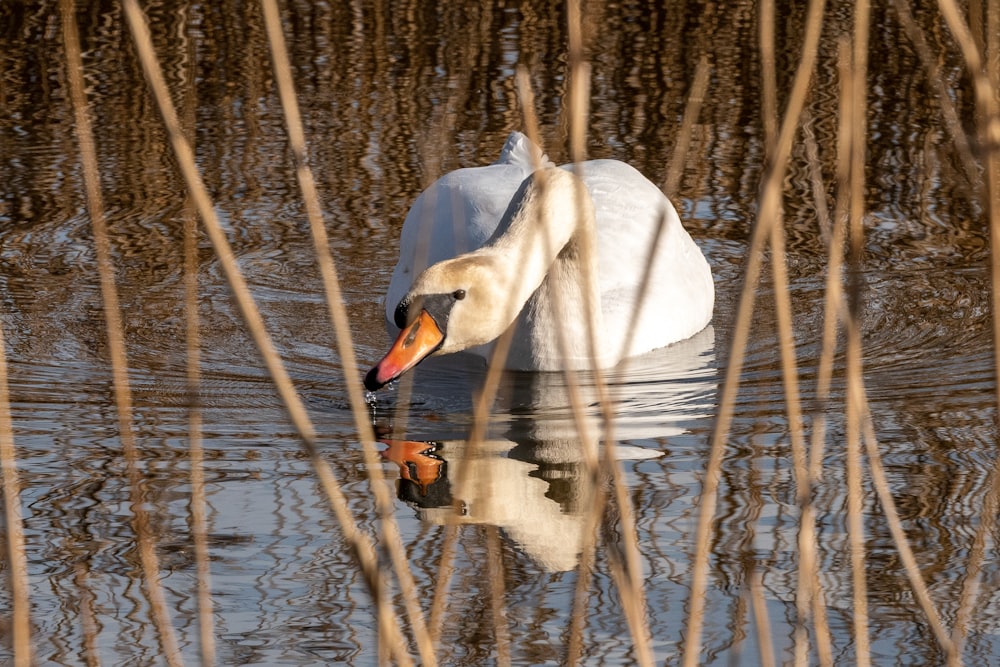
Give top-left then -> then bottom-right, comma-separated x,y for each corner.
494,131 -> 554,170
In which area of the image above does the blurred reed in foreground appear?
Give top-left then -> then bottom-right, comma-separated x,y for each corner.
1,0 -> 998,665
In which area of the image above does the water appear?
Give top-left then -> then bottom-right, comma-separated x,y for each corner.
2,1 -> 999,664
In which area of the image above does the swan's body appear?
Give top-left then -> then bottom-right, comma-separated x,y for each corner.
365,132 -> 713,390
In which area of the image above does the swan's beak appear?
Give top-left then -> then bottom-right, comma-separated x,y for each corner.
364,309 -> 445,390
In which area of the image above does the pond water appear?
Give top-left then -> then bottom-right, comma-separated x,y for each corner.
1,1 -> 999,665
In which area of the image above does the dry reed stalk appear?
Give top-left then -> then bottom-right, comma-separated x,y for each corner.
857,399 -> 956,658
618,56 -> 711,364
258,2 -> 437,663
427,523 -> 459,645
509,70 -> 604,667
837,35 -> 872,667
517,47 -> 655,665
664,56 -> 711,200
842,0 -> 955,650
801,112 -> 834,243
848,0 -> 1000,665
563,518 -> 597,666
451,71 -> 544,451
563,463 -> 635,667
843,4 -> 958,659
502,53 -> 655,665
772,217 -> 817,667
608,55 -> 712,429
759,0 -> 779,147
441,67 -> 619,667
567,3 -> 654,658
895,0 -> 1000,665
184,188 -> 215,667
831,42 -> 963,650
119,2 -> 415,663
890,0 -> 980,187
749,569 -> 776,667
513,67 -> 602,472
681,0 -> 827,663
441,190 -> 524,663
72,563 -> 100,667
932,2 -> 1000,662
0,321 -> 31,667
952,459 -> 1000,655
572,61 -> 654,667
803,118 -> 846,667
603,535 -> 651,665
800,113 -> 838,667
430,102 -> 534,667
602,66 -> 714,663
485,526 -> 512,666
566,19 -> 611,417
938,0 -> 1000,389
445,68 -> 596,666
436,66 -> 565,458
61,2 -> 184,663
449,339 -> 517,659
832,210 -> 958,663
804,103 -> 843,483
520,65 -> 603,468
757,3 -> 824,664
842,178 -> 871,667
176,7 -> 216,663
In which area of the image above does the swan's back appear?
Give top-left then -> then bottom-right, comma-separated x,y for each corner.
566,160 -> 714,358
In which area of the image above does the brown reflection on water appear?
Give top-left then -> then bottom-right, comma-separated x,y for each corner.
2,0 -> 999,664
3,2 -> 987,262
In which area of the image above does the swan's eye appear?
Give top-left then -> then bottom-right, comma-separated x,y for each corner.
452,289 -> 466,300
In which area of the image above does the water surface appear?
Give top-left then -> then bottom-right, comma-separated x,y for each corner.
1,1 -> 998,665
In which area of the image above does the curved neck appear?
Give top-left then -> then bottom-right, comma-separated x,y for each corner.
485,171 -> 588,292
477,169 -> 606,367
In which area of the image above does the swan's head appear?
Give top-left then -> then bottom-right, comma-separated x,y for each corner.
364,255 -> 511,390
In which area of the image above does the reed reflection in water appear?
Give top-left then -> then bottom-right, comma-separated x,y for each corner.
1,0 -> 999,665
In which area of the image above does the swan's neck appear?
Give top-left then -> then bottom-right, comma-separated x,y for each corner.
479,169 -> 606,369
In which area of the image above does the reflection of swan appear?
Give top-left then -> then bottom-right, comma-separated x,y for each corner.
376,302 -> 717,571
498,325 -> 717,443
365,132 -> 714,390
380,438 -> 661,572
374,326 -> 717,571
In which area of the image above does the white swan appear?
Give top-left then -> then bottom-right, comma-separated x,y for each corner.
365,132 -> 713,390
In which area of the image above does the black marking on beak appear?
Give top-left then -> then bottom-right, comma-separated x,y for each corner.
393,291 -> 465,332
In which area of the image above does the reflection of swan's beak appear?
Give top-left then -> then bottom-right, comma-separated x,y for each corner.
364,309 -> 445,390
379,439 -> 444,494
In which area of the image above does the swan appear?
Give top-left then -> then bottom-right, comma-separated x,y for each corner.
364,132 -> 713,391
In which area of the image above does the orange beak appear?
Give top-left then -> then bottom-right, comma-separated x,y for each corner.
364,309 -> 445,390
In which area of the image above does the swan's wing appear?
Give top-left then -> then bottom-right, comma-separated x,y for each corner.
566,159 -> 715,356
385,162 -> 530,321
